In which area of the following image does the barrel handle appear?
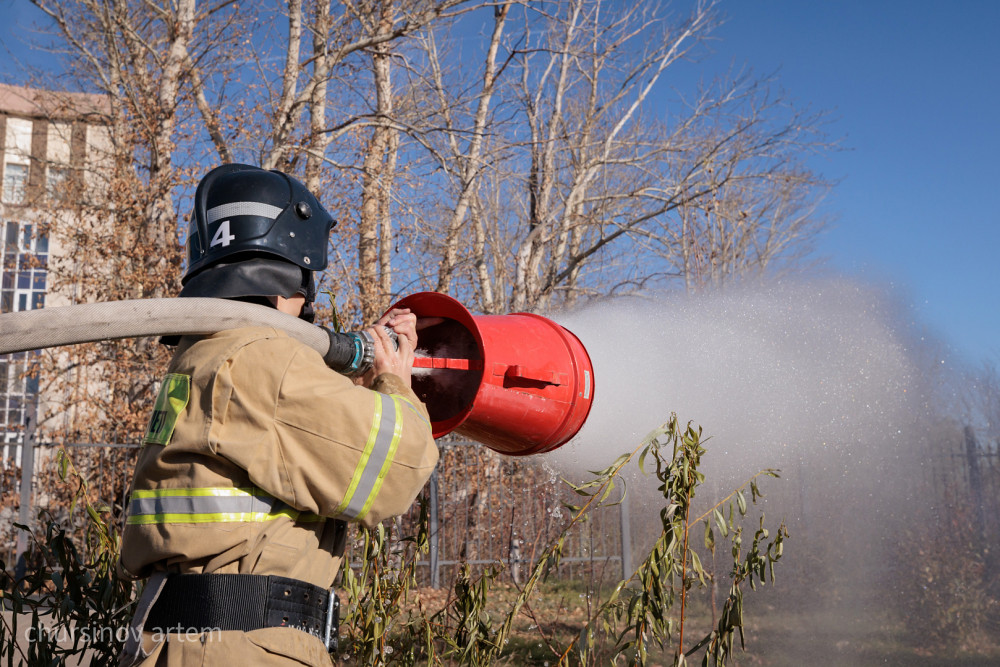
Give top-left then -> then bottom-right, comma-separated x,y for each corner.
500,364 -> 567,386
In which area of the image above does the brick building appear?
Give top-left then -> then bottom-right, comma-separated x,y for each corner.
0,83 -> 109,447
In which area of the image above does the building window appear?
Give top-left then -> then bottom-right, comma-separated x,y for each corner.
47,166 -> 70,203
2,163 -> 28,204
1,220 -> 47,441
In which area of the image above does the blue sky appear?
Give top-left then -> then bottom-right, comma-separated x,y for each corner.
2,0 -> 998,366
701,0 -> 1000,366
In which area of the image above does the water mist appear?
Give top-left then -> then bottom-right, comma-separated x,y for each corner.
544,278 -> 941,660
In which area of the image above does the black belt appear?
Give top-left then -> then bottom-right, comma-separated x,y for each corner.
144,574 -> 339,652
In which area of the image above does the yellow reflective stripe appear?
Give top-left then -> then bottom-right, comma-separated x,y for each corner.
332,392 -> 383,517
131,487 -> 258,498
392,393 -> 431,430
356,396 -> 404,521
126,509 -> 325,525
127,509 -> 301,525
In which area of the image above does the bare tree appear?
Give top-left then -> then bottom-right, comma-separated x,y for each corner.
958,360 -> 1000,447
19,0 -> 834,451
355,1 -> 401,321
30,0 -> 208,299
27,0 -> 213,453
393,1 -> 832,315
641,80 -> 834,293
30,0 -> 833,321
428,2 -> 512,299
241,0 -> 479,322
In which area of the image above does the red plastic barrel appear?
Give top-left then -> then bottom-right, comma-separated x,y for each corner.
389,292 -> 595,456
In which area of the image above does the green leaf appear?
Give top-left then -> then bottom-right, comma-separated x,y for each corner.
690,550 -> 706,585
58,450 -> 70,480
638,446 -> 651,473
714,508 -> 728,537
598,479 -> 616,504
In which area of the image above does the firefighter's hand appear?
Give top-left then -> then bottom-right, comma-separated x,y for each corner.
379,308 -> 418,352
355,308 -> 417,388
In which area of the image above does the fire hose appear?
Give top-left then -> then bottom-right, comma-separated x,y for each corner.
0,298 -> 390,377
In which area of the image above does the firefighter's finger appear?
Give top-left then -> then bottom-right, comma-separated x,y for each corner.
377,324 -> 410,364
367,326 -> 393,377
386,313 -> 417,350
376,307 -> 411,327
379,323 -> 413,365
370,324 -> 392,351
370,325 -> 411,380
394,322 -> 415,358
366,326 -> 388,359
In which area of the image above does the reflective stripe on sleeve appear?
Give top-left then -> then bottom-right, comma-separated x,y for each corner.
333,392 -> 403,521
356,395 -> 404,520
392,394 -> 431,430
126,487 -> 325,525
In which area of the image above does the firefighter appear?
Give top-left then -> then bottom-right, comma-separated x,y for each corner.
118,163 -> 438,665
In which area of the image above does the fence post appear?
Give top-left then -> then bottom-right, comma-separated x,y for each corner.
619,486 -> 631,581
429,469 -> 440,589
963,425 -> 987,549
14,403 -> 37,583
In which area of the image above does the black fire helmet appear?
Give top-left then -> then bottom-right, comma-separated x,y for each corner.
178,164 -> 336,318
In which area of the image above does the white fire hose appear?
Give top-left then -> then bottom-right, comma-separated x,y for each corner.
0,298 -> 382,376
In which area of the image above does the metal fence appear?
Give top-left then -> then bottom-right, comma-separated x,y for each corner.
5,424 -> 998,593
0,424 -> 139,575
923,425 -> 1000,565
1,434 -> 631,589
416,440 -> 630,588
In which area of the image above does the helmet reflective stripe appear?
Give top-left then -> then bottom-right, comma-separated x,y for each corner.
206,201 -> 284,224
334,393 -> 404,521
126,486 -> 325,524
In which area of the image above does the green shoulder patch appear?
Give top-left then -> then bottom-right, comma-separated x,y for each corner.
143,373 -> 190,446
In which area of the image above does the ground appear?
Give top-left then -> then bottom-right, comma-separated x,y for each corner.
334,581 -> 1000,666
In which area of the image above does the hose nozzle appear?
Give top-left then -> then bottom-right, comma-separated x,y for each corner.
322,326 -> 398,376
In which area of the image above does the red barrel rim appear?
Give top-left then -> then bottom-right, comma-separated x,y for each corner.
390,292 -> 484,437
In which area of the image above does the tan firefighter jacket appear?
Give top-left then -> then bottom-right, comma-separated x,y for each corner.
118,326 -> 438,665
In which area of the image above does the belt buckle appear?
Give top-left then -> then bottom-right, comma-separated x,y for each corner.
323,590 -> 340,652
